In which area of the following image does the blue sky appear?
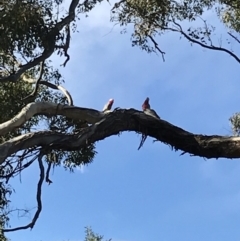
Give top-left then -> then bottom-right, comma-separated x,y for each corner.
6,1 -> 240,241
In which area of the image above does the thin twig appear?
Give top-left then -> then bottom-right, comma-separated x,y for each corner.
148,35 -> 165,61
111,0 -> 126,11
61,25 -> 71,67
45,162 -> 53,184
228,32 -> 240,44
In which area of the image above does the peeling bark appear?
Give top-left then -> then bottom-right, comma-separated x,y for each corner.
0,105 -> 240,163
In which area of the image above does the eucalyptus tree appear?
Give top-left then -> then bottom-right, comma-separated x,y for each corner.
1,0 -> 240,239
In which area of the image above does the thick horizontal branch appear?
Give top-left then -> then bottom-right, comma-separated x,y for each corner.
0,102 -> 104,135
1,108 -> 240,163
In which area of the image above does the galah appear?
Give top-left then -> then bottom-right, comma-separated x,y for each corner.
142,97 -> 160,119
102,98 -> 114,112
138,97 -> 160,150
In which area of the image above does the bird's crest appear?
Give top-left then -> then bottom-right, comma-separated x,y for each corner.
103,98 -> 114,112
142,97 -> 150,110
108,98 -> 114,108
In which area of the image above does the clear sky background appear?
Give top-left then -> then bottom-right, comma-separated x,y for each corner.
6,1 -> 240,241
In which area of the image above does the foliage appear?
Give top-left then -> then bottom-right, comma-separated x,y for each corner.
0,0 -> 103,234
111,0 -> 240,56
84,227 -> 111,241
220,0 -> 240,32
229,113 -> 240,136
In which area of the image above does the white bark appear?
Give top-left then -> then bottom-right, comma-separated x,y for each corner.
0,102 -> 106,136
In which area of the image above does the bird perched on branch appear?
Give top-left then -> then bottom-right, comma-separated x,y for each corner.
138,97 -> 160,150
102,98 -> 114,112
142,97 -> 160,119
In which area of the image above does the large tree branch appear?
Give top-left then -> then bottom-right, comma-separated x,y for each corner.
0,102 -> 103,136
1,108 -> 240,163
0,0 -> 80,83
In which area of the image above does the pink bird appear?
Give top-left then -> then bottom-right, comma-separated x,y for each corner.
142,97 -> 160,119
102,98 -> 114,112
138,97 -> 160,150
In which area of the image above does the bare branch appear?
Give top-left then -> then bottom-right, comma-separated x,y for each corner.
1,109 -> 240,163
148,35 -> 165,61
3,151 -> 44,232
45,162 -> 53,185
61,25 -> 71,67
166,21 -> 240,64
3,208 -> 33,218
55,85 -> 73,106
33,153 -> 44,228
228,32 -> 240,44
3,156 -> 36,182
